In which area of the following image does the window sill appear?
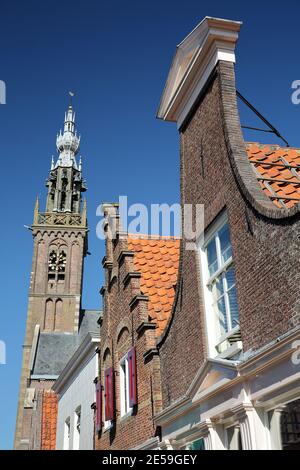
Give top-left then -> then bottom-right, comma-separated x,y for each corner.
217,341 -> 243,360
216,326 -> 241,347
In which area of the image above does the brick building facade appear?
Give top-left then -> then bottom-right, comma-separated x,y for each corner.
153,16 -> 300,450
94,205 -> 179,450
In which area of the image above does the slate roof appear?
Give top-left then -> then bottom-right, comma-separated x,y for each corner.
127,236 -> 180,337
246,142 -> 300,209
32,332 -> 77,376
31,309 -> 101,377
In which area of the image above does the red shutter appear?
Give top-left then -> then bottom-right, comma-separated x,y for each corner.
128,347 -> 137,408
104,367 -> 114,421
95,382 -> 102,432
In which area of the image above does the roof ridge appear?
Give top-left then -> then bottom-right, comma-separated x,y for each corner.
246,142 -> 300,152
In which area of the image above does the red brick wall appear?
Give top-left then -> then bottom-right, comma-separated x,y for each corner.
95,232 -> 162,450
159,61 -> 300,407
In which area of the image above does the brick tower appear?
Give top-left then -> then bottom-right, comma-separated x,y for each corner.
14,102 -> 88,449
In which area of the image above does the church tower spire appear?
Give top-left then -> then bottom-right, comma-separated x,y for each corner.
45,104 -> 86,213
14,100 -> 89,450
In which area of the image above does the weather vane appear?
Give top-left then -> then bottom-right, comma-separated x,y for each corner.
69,90 -> 75,106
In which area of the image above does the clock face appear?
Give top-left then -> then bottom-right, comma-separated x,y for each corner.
48,251 -> 57,271
58,251 -> 67,272
48,250 -> 67,272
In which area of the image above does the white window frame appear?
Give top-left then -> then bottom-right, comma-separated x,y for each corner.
103,370 -> 112,431
119,353 -> 133,419
63,417 -> 70,450
199,213 -> 241,359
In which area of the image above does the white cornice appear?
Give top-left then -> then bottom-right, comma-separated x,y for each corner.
155,328 -> 300,428
157,16 -> 242,128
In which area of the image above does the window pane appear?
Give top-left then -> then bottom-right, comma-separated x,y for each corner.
120,362 -> 128,415
207,238 -> 218,276
281,399 -> 300,449
187,439 -> 205,450
214,294 -> 228,335
219,223 -> 232,265
228,285 -> 239,328
225,267 -> 239,328
212,277 -> 224,300
226,266 -> 236,290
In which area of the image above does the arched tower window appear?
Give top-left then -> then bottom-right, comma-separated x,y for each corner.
48,248 -> 67,283
54,299 -> 63,331
60,170 -> 68,211
44,299 -> 54,331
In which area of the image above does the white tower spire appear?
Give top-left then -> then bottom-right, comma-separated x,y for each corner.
55,94 -> 80,168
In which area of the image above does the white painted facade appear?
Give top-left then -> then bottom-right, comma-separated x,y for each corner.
153,330 -> 300,451
54,333 -> 99,450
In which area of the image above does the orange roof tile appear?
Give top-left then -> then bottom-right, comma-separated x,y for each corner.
246,143 -> 300,209
41,391 -> 57,450
127,236 -> 180,337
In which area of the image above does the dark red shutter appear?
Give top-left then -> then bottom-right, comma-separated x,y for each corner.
128,347 -> 137,407
95,382 -> 102,432
104,367 -> 114,421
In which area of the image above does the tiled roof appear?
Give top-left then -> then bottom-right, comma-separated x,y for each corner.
127,236 -> 180,337
246,143 -> 300,209
41,391 -> 57,450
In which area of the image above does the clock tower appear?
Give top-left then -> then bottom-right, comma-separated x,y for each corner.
14,103 -> 88,449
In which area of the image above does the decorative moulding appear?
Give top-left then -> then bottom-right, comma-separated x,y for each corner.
157,16 -> 242,128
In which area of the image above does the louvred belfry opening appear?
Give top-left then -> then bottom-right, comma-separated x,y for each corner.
104,368 -> 114,421
128,347 -> 137,408
95,382 -> 102,432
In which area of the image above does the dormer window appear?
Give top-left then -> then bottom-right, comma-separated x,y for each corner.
200,213 -> 242,359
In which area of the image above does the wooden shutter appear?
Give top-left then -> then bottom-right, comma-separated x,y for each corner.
104,367 -> 114,421
95,382 -> 102,432
128,347 -> 137,408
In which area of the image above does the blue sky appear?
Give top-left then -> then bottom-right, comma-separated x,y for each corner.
0,0 -> 300,449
